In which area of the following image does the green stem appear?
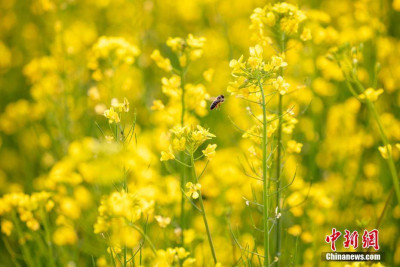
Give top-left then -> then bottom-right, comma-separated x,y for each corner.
41,208 -> 55,267
123,168 -> 128,266
123,244 -> 127,267
366,101 -> 400,204
129,223 -> 157,255
11,212 -> 35,267
275,93 -> 283,264
180,68 -> 186,244
190,154 -> 217,264
274,32 -> 285,266
180,68 -> 186,126
259,80 -> 270,267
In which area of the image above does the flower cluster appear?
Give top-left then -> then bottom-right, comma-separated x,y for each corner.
153,247 -> 196,266
88,37 -> 140,81
103,97 -> 129,124
152,34 -> 206,69
94,191 -> 154,248
161,125 -> 216,161
228,45 -> 292,99
151,35 -> 210,125
250,2 -> 311,47
0,192 -> 53,234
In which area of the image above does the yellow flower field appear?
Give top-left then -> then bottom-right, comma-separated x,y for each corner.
0,0 -> 400,266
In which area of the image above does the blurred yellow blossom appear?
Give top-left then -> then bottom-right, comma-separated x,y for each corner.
287,140 -> 303,154
378,144 -> 392,159
1,220 -> 13,236
185,182 -> 201,199
202,144 -> 217,160
155,215 -> 171,228
359,88 -> 384,102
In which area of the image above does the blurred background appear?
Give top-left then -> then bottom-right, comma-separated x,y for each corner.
0,0 -> 400,266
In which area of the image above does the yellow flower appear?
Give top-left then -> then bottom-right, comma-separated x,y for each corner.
229,55 -> 245,76
358,88 -> 384,102
151,49 -> 172,72
176,247 -> 190,259
26,219 -> 40,231
45,200 -> 55,212
105,135 -> 114,143
166,37 -> 184,52
271,55 -> 287,68
248,44 -> 263,69
378,144 -> 392,159
170,125 -> 189,138
186,34 -> 206,49
265,12 -> 276,26
288,225 -> 302,236
161,75 -> 181,98
394,0 -> 400,11
53,226 -> 78,245
192,125 -> 216,143
183,258 -> 196,267
160,145 -> 175,161
1,220 -> 13,236
203,68 -> 214,82
186,34 -> 206,61
202,144 -> 217,160
155,215 -> 171,228
185,182 -> 201,199
172,137 -> 186,151
287,140 -> 303,154
179,54 -> 187,67
151,100 -> 165,111
111,98 -> 129,112
300,27 -> 312,41
88,36 -> 140,72
96,257 -> 107,267
122,97 -> 129,112
104,107 -> 120,124
265,55 -> 288,71
273,76 -> 290,95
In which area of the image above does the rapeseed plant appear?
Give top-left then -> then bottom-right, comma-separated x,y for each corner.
228,3 -> 310,265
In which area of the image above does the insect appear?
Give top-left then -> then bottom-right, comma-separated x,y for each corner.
210,95 -> 225,110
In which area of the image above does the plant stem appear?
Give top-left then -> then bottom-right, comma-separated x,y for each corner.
366,101 -> 400,204
343,77 -> 400,219
180,68 -> 186,126
275,93 -> 283,264
11,212 -> 35,267
274,32 -> 285,266
123,168 -> 128,267
41,208 -> 55,267
259,80 -> 270,267
190,154 -> 217,264
129,223 -> 157,255
180,68 -> 186,244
